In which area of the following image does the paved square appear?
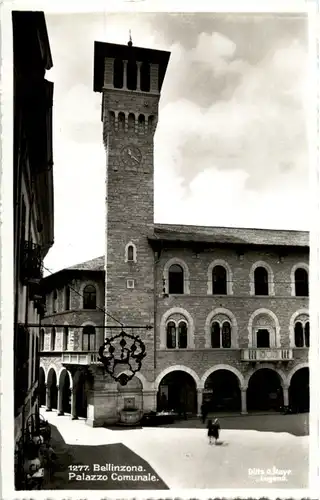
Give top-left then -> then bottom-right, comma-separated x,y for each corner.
41,410 -> 309,490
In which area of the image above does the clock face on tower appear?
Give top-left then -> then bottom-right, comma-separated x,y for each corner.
121,145 -> 142,166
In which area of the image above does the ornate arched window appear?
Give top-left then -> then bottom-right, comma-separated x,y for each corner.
210,318 -> 231,348
295,268 -> 309,297
113,59 -> 124,88
63,326 -> 69,351
40,328 -> 45,351
212,265 -> 227,295
254,267 -> 269,295
294,315 -> 309,347
83,285 -> 97,309
82,325 -> 96,351
50,327 -> 56,351
248,309 -> 280,348
168,264 -> 184,294
166,317 -> 188,349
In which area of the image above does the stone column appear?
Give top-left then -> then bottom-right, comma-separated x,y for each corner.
150,63 -> 159,93
197,389 -> 203,416
45,384 -> 51,411
241,388 -> 248,414
57,385 -> 64,416
71,388 -> 78,420
282,385 -> 289,407
142,390 -> 157,412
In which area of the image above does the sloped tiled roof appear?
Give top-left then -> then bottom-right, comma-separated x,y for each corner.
65,255 -> 105,271
151,223 -> 309,248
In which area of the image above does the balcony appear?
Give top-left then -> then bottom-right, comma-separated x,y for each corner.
61,351 -> 102,365
241,348 -> 293,362
20,241 -> 43,284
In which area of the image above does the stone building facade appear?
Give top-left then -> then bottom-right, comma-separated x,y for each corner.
39,38 -> 309,426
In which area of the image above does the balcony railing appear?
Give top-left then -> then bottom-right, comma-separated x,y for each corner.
241,348 -> 293,362
61,351 -> 102,365
20,241 -> 43,284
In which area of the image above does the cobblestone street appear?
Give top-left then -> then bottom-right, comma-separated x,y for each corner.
41,409 -> 309,490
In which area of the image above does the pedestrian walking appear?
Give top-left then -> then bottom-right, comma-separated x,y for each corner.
207,417 -> 220,445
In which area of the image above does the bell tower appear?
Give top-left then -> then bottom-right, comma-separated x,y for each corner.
93,38 -> 170,378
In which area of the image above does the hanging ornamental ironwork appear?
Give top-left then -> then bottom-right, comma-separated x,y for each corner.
98,328 -> 149,385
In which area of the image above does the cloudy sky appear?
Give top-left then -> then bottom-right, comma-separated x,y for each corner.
43,11 -> 309,274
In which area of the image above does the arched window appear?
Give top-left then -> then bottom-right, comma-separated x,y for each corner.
210,320 -> 231,348
63,326 -> 69,351
65,286 -> 70,311
50,327 -> 56,351
168,264 -> 184,294
127,60 -> 137,90
140,62 -> 150,92
128,113 -> 135,132
83,285 -> 97,309
148,115 -> 155,133
40,328 -> 45,351
294,322 -> 304,347
166,319 -> 188,349
254,267 -> 269,295
295,268 -> 309,296
138,114 -> 145,134
166,321 -> 176,349
212,265 -> 227,295
118,112 -> 125,131
113,59 -> 124,89
52,289 -> 57,313
128,245 -> 134,261
82,325 -> 96,351
178,321 -> 188,348
294,318 -> 309,347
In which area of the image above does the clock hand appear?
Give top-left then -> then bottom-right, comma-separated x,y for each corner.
127,149 -> 139,162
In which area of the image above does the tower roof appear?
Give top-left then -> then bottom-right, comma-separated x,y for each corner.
93,40 -> 170,93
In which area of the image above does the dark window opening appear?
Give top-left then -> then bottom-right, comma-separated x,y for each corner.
254,267 -> 269,295
305,322 -> 310,347
63,326 -> 69,351
83,285 -> 97,309
52,289 -> 57,313
128,113 -> 135,132
113,59 -> 124,89
295,268 -> 309,296
127,245 -> 134,261
256,329 -> 270,348
212,265 -> 227,294
40,328 -> 45,351
222,321 -> 231,348
65,286 -> 70,311
127,60 -> 137,90
140,62 -> 150,92
82,325 -> 96,351
118,112 -> 125,131
138,114 -> 145,133
51,327 -> 56,351
166,321 -> 176,349
211,322 -> 221,348
148,115 -> 155,132
178,321 -> 188,348
168,264 -> 184,294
